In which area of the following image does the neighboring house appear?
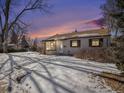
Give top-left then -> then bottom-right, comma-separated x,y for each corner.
42,28 -> 111,55
19,35 -> 29,49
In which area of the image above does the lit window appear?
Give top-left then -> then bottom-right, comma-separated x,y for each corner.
92,39 -> 100,46
89,38 -> 103,47
70,40 -> 80,47
46,41 -> 56,50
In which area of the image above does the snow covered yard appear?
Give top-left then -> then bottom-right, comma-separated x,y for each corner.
0,52 -> 120,93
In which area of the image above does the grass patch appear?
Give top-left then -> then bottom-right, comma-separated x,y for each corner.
101,72 -> 124,93
0,81 -> 7,93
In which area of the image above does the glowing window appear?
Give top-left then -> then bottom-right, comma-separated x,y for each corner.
92,39 -> 100,46
46,41 -> 56,50
70,40 -> 80,47
89,38 -> 103,47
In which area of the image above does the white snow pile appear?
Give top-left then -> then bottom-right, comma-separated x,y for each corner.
0,52 -> 119,93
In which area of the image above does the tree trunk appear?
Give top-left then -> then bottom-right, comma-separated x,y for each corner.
2,0 -> 12,53
3,42 -> 8,53
115,27 -> 119,38
2,31 -> 8,53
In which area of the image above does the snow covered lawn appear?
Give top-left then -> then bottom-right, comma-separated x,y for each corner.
0,52 -> 120,93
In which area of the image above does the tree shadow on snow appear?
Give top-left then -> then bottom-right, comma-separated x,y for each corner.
0,54 -> 77,93
0,53 -> 119,93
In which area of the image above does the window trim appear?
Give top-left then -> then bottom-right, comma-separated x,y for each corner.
89,38 -> 103,47
70,40 -> 81,47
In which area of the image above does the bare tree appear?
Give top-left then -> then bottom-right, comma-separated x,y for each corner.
31,38 -> 38,51
0,0 -> 49,52
101,0 -> 124,37
101,0 -> 124,72
10,20 -> 30,46
101,0 -> 119,37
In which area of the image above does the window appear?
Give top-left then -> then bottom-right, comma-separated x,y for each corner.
46,41 -> 56,50
70,40 -> 80,47
92,39 -> 100,46
89,38 -> 103,47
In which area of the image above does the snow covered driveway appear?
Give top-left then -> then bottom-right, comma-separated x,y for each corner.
0,52 -> 119,93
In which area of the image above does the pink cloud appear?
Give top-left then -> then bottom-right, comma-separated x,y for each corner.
30,18 -> 103,39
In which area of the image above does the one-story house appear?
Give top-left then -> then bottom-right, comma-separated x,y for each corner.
42,28 -> 111,55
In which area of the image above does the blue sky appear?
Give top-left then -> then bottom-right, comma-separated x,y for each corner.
25,0 -> 106,38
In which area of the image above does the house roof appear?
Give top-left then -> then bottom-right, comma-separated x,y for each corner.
43,28 -> 110,41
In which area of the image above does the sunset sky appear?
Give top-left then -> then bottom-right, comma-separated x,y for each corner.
26,0 -> 106,39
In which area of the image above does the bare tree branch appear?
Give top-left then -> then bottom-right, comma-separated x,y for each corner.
0,14 -> 2,31
8,0 -> 48,32
0,0 -> 50,52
